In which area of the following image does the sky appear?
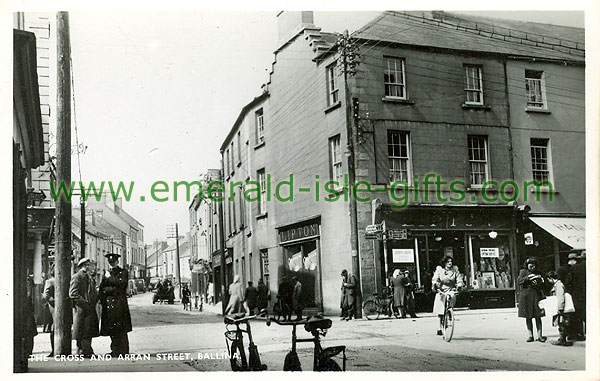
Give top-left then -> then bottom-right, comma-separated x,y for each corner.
41,10 -> 586,242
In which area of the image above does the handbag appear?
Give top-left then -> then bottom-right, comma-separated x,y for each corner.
564,292 -> 575,313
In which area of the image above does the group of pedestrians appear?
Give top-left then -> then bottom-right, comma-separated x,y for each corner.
517,252 -> 586,346
390,268 -> 419,319
42,253 -> 132,358
224,276 -> 271,317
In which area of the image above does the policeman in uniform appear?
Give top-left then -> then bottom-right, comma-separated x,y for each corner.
99,253 -> 132,356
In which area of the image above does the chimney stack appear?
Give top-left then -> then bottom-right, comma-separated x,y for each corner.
277,11 -> 315,46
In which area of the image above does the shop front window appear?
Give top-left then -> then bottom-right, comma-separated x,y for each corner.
283,240 -> 319,309
468,235 -> 513,290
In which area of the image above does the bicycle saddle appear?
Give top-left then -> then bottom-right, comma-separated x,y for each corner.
304,315 -> 332,332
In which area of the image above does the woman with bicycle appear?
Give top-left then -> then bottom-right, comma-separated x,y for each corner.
432,256 -> 464,336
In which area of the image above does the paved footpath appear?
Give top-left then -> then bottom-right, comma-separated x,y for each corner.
29,302 -> 587,372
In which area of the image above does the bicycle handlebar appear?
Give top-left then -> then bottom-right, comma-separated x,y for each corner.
224,313 -> 260,325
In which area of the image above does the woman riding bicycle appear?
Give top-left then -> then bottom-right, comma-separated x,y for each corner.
432,256 -> 464,335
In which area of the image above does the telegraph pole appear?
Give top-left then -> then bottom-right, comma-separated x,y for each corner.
339,30 -> 362,317
167,224 -> 182,299
54,11 -> 73,355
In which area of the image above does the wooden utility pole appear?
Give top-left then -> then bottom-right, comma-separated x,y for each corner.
340,30 -> 362,317
54,11 -> 73,355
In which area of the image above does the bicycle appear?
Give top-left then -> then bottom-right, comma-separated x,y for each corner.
224,311 -> 267,371
438,289 -> 459,342
272,294 -> 292,322
362,289 -> 393,320
266,316 -> 346,371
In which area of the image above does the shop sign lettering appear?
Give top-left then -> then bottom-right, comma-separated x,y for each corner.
480,247 -> 500,258
279,223 -> 319,243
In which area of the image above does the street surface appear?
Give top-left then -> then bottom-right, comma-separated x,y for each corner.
29,292 -> 585,372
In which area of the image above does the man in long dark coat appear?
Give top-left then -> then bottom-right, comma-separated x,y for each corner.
69,258 -> 99,358
42,271 -> 55,356
99,253 -> 132,356
341,269 -> 357,321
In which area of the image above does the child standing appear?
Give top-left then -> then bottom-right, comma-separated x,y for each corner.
546,271 -> 573,347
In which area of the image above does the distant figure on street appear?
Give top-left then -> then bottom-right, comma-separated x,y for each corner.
69,258 -> 99,358
207,281 -> 214,305
245,281 -> 258,315
42,267 -> 55,356
340,269 -> 357,321
391,269 -> 407,318
182,284 -> 191,311
517,258 -> 546,343
99,253 -> 133,356
568,252 -> 586,341
21,275 -> 38,368
277,276 -> 294,321
225,275 -> 246,315
256,278 -> 270,315
403,270 -> 418,318
291,276 -> 303,321
545,271 -> 573,346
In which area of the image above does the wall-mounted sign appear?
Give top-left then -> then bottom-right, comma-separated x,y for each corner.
388,229 -> 407,240
366,224 -> 384,234
278,222 -> 319,243
392,248 -> 414,263
524,232 -> 534,245
480,247 -> 500,258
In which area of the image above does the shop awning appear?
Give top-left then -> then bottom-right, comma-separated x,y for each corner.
529,217 -> 585,250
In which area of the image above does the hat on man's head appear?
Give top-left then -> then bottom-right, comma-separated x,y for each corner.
568,252 -> 580,260
105,253 -> 121,260
77,257 -> 91,267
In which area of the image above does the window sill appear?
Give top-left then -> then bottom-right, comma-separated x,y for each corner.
382,97 -> 414,105
254,141 -> 265,150
529,187 -> 558,194
326,187 -> 346,199
525,107 -> 551,114
462,103 -> 491,110
246,230 -> 252,237
256,213 -> 268,220
324,101 -> 341,114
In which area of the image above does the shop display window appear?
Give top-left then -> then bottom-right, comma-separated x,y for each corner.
283,240 -> 319,308
468,235 -> 513,290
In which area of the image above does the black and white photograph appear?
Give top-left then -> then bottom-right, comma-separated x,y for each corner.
6,0 -> 599,378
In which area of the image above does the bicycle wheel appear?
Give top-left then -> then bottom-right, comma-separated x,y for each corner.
362,300 -> 380,320
443,309 -> 455,342
229,340 -> 246,371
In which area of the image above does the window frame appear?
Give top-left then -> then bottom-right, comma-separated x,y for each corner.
467,135 -> 490,188
326,62 -> 339,106
387,130 -> 413,186
525,70 -> 547,109
383,56 -> 407,100
328,134 -> 343,186
530,138 -> 554,185
257,168 -> 266,215
255,108 -> 265,145
464,65 -> 484,106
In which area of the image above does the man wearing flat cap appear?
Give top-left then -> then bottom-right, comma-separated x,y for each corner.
69,257 -> 100,357
99,253 -> 132,356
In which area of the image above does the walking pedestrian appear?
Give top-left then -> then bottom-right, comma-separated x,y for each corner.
256,278 -> 269,315
403,270 -> 419,318
225,275 -> 246,315
569,252 -> 586,341
245,281 -> 258,315
182,284 -> 191,311
291,276 -> 303,321
42,267 -> 55,357
517,258 -> 546,342
69,258 -> 99,358
340,269 -> 357,321
207,281 -> 214,305
277,276 -> 293,321
391,269 -> 407,318
545,271 -> 573,346
99,253 -> 132,356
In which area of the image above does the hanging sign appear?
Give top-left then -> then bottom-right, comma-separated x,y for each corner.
480,247 -> 500,258
524,232 -> 534,245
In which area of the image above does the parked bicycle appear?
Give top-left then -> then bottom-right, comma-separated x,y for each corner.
362,289 -> 394,320
438,289 -> 459,342
224,311 -> 267,371
272,294 -> 292,322
266,315 -> 346,371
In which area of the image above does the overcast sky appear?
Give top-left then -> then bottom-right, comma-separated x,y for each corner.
59,10 -> 585,242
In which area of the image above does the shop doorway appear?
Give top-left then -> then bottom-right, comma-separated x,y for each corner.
281,240 -> 321,310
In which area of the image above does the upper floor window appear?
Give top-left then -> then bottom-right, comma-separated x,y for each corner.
464,65 -> 484,105
225,149 -> 230,176
387,130 -> 411,184
230,142 -> 234,174
384,57 -> 406,99
237,131 -> 242,164
530,138 -> 552,183
525,70 -> 546,109
257,168 -> 266,215
467,135 -> 489,187
327,62 -> 339,106
329,135 -> 343,185
255,108 -> 264,145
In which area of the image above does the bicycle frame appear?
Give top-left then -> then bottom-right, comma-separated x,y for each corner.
224,314 -> 266,371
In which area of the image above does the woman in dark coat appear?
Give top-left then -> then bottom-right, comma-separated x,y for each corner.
100,253 -> 132,356
517,258 -> 546,342
390,269 -> 406,318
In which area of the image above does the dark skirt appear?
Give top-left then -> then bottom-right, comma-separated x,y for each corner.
518,287 -> 545,318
